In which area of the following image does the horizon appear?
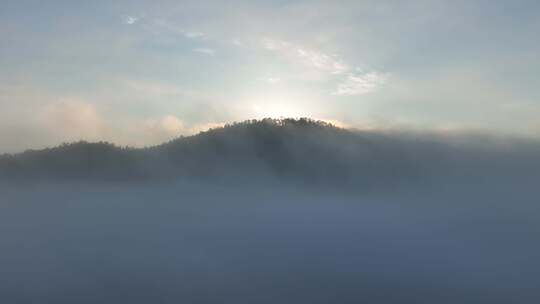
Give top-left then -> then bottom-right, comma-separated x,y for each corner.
3,116 -> 538,155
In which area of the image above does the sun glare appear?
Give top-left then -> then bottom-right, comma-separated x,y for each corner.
241,88 -> 314,120
251,102 -> 305,119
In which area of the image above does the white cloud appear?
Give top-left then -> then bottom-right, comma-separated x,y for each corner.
296,48 -> 348,75
152,19 -> 206,40
194,48 -> 216,56
260,38 -> 387,96
35,100 -> 204,148
334,72 -> 388,96
122,15 -> 139,25
261,38 -> 349,75
143,115 -> 184,138
182,31 -> 205,39
261,38 -> 290,51
42,99 -> 104,141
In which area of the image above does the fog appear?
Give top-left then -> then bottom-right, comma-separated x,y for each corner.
1,120 -> 539,303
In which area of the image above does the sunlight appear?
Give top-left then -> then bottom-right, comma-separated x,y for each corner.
241,87 -> 314,119
251,102 -> 304,119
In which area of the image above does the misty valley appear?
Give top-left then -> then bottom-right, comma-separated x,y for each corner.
1,119 -> 539,303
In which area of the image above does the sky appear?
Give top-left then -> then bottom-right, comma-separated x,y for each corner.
1,0 -> 539,152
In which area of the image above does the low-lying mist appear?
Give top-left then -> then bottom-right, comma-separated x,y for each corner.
1,119 -> 539,303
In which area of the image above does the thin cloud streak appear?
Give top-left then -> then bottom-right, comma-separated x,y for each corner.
261,38 -> 350,75
194,48 -> 216,56
334,72 -> 388,96
261,37 -> 387,96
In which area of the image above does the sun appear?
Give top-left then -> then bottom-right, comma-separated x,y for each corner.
242,88 -> 312,119
251,102 -> 305,119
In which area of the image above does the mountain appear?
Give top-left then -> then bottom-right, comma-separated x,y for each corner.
1,118 -> 539,189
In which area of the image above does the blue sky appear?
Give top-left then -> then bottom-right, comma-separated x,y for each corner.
1,0 -> 539,152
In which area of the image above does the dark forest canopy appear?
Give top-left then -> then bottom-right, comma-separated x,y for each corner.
1,118 -> 539,189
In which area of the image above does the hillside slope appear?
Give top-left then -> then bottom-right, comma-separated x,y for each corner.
1,118 -> 539,188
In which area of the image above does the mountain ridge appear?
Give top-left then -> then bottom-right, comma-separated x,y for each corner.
1,118 -> 539,188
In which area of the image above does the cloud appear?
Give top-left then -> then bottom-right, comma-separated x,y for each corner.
41,99 -> 104,141
152,19 -> 206,40
296,48 -> 349,75
122,15 -> 139,25
261,38 -> 349,75
0,88 -> 116,152
261,38 -> 290,51
334,72 -> 388,96
194,48 -> 216,56
260,37 -> 387,95
143,115 -> 184,139
182,31 -> 205,39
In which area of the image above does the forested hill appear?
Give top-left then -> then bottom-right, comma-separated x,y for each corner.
1,118 -> 539,187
